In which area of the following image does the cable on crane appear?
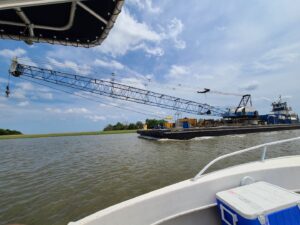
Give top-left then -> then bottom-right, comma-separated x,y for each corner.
5,72 -> 11,97
197,88 -> 243,97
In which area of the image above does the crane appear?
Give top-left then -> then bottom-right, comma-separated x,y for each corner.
8,59 -> 226,117
235,94 -> 252,113
197,88 -> 255,118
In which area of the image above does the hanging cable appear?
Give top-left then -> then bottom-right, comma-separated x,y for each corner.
5,73 -> 11,97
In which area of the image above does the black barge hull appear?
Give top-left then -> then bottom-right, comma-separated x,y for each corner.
137,124 -> 300,140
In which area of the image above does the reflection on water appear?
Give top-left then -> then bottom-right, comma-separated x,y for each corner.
1,130 -> 300,225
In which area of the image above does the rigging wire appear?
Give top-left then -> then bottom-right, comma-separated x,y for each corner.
17,76 -> 166,119
5,73 -> 11,97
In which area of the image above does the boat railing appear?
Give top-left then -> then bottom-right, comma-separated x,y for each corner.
193,136 -> 300,180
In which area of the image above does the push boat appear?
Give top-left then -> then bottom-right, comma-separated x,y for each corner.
68,136 -> 300,225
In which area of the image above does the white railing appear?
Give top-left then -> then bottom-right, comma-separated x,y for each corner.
193,136 -> 300,180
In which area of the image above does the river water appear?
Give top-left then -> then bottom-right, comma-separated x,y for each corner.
1,130 -> 300,225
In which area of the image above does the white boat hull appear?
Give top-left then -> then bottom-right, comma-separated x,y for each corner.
69,155 -> 300,225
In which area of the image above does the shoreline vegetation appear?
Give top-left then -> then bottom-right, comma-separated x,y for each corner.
0,128 -> 22,135
0,130 -> 137,140
0,119 -> 166,140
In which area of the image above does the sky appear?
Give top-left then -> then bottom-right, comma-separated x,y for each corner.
1,0 -> 300,134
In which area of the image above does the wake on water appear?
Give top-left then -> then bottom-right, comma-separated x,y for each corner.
157,134 -> 246,142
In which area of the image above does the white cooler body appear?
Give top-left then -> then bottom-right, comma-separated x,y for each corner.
216,182 -> 300,225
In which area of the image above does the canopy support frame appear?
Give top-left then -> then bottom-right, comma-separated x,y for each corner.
0,0 -> 124,47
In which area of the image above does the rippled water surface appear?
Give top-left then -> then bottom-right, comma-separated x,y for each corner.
1,130 -> 300,225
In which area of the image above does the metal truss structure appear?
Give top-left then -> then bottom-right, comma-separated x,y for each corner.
9,60 -> 225,116
235,94 -> 252,113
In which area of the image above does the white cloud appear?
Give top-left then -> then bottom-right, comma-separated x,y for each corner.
281,95 -> 293,100
38,92 -> 53,100
14,82 -> 53,100
120,77 -> 147,89
46,107 -> 62,113
98,10 -> 186,56
18,101 -> 30,107
97,9 -> 162,56
11,89 -> 26,99
131,44 -> 164,56
0,48 -> 26,58
46,107 -> 90,114
47,57 -> 91,75
164,18 -> 186,49
18,57 -> 37,67
65,107 -> 89,114
127,0 -> 161,13
16,82 -> 34,91
45,64 -> 53,70
46,107 -> 106,122
249,43 -> 300,73
255,97 -> 272,102
166,65 -> 189,79
0,48 -> 39,76
85,115 -> 106,122
94,58 -> 124,70
0,48 -> 37,67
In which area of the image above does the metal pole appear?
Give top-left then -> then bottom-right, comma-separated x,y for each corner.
261,145 -> 267,161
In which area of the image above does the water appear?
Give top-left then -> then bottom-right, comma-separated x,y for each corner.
1,130 -> 300,225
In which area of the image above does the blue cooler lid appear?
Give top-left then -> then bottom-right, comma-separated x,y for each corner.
216,181 -> 300,219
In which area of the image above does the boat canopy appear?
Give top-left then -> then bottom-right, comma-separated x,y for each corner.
0,0 -> 124,47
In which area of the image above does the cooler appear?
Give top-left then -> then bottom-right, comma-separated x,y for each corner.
216,181 -> 300,225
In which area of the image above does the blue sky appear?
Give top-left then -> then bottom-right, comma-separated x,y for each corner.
1,0 -> 300,134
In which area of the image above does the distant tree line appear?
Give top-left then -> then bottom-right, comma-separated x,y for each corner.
0,128 -> 22,135
145,119 -> 166,129
103,119 -> 167,131
103,121 -> 144,131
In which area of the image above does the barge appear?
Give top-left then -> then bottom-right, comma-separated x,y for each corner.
137,124 -> 300,140
138,97 -> 300,140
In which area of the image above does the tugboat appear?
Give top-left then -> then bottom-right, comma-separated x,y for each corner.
260,96 -> 299,124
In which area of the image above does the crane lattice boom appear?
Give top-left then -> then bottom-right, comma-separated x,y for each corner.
9,60 -> 225,116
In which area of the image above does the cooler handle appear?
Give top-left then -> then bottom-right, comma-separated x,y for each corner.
220,204 -> 238,225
